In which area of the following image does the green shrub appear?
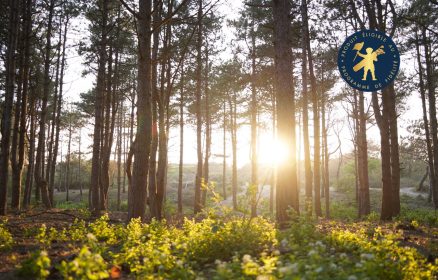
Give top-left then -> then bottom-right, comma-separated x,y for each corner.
0,222 -> 13,251
398,205 -> 438,227
184,217 -> 276,264
58,246 -> 109,280
17,250 -> 51,280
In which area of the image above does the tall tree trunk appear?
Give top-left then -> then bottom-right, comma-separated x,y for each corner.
202,40 -> 211,208
0,0 -> 20,215
373,91 -> 393,220
414,30 -> 435,203
65,121 -> 72,202
178,67 -> 184,214
358,90 -> 370,217
11,0 -> 29,210
46,12 -> 63,203
155,1 -> 172,219
78,128 -> 83,200
228,93 -> 238,211
148,0 -> 161,218
90,0 -> 108,214
17,0 -> 32,210
50,14 -> 69,204
250,18 -> 258,218
322,104 -> 330,218
387,84 -> 401,216
23,91 -> 37,208
222,100 -> 227,200
362,0 -> 400,220
129,0 -> 153,220
422,27 -> 438,208
194,0 -> 203,214
273,0 -> 298,225
303,3 -> 321,216
270,90 -> 276,214
301,0 -> 312,215
117,101 -> 123,210
34,0 -> 56,209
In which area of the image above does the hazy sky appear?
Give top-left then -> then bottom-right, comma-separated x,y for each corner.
59,0 -> 422,168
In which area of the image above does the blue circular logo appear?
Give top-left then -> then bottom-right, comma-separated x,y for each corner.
338,30 -> 400,92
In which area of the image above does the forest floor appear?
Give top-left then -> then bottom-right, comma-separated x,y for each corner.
0,185 -> 437,279
0,204 -> 437,279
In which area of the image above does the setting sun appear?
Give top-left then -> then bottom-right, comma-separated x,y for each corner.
258,136 -> 290,166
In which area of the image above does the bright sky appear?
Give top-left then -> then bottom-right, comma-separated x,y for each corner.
59,0 -> 422,168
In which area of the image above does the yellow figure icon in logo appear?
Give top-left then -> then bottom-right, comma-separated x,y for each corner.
352,42 -> 385,81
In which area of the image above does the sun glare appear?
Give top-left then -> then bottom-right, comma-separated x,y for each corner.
258,137 -> 289,166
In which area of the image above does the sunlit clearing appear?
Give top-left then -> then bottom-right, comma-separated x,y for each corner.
258,137 -> 289,167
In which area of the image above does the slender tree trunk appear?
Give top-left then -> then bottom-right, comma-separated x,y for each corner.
11,1 -> 28,210
66,122 -> 72,202
303,3 -> 321,216
422,27 -> 438,208
24,92 -> 37,208
46,12 -> 62,203
202,42 -> 211,208
322,106 -> 330,218
228,94 -> 238,211
373,91 -> 393,220
78,128 -> 83,200
301,0 -> 312,215
358,90 -> 370,217
129,0 -> 153,220
414,30 -> 435,202
34,0 -> 56,209
273,0 -> 298,225
17,0 -> 32,210
270,90 -> 276,214
222,101 -> 227,200
50,15 -> 69,204
320,82 -> 330,217
90,0 -> 108,214
0,0 -> 20,215
148,0 -> 161,218
194,0 -> 203,214
387,84 -> 401,216
117,101 -> 123,210
178,67 -> 184,214
155,2 -> 172,219
250,18 -> 258,218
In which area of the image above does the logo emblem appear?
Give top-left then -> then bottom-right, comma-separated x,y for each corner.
338,30 -> 400,91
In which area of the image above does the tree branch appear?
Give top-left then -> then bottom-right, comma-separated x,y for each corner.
119,0 -> 139,18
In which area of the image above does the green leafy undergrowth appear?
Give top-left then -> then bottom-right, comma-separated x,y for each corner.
13,214 -> 437,279
0,220 -> 13,251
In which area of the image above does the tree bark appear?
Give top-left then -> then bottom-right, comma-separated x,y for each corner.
34,0 -> 56,210
129,0 -> 153,220
148,0 -> 161,218
228,93 -> 238,211
304,3 -> 321,216
65,119 -> 72,202
90,0 -> 108,214
301,0 -> 312,215
202,41 -> 211,208
273,0 -> 298,225
358,90 -> 370,217
414,30 -> 435,200
178,66 -> 185,214
0,0 -> 20,215
250,17 -> 258,218
422,27 -> 438,208
222,100 -> 227,200
194,0 -> 203,214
